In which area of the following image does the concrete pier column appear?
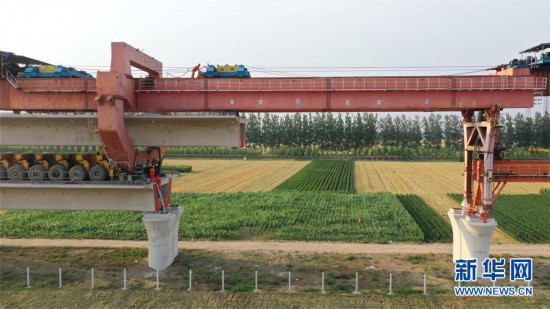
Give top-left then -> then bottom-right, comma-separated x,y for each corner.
448,208 -> 465,262
168,206 -> 184,260
143,211 -> 178,270
448,208 -> 497,273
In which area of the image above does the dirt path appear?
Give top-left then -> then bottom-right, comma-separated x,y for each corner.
2,238 -> 549,256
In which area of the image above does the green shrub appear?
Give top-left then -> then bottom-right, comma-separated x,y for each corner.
163,165 -> 192,174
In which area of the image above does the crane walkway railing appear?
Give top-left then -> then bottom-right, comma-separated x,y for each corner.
136,76 -> 548,93
16,78 -> 97,93
492,161 -> 550,180
8,76 -> 547,93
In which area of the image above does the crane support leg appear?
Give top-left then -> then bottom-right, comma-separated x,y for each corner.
449,107 -> 501,269
96,96 -> 135,171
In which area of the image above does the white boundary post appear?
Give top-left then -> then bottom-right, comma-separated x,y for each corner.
423,273 -> 427,295
388,273 -> 393,295
122,268 -> 127,290
91,268 -> 95,289
58,267 -> 62,288
254,271 -> 258,292
188,270 -> 193,291
26,267 -> 31,288
288,271 -> 291,292
321,272 -> 326,294
353,272 -> 359,294
221,270 -> 226,292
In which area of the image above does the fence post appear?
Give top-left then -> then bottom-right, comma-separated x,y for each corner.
58,267 -> 62,288
423,273 -> 427,295
26,267 -> 31,288
221,270 -> 226,292
288,271 -> 291,292
388,273 -> 393,295
188,270 -> 193,291
155,269 -> 161,290
254,271 -> 259,292
122,268 -> 127,290
91,268 -> 95,289
321,272 -> 326,294
353,272 -> 359,294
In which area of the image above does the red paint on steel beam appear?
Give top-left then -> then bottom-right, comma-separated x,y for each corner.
493,160 -> 550,175
9,90 -> 97,110
1,75 -> 544,112
136,90 -> 534,112
110,42 -> 163,78
479,159 -> 550,183
493,177 -> 550,182
530,70 -> 550,96
96,97 -> 135,170
0,80 -> 12,109
96,72 -> 136,109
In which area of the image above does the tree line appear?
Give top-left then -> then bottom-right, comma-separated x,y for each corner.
244,112 -> 550,150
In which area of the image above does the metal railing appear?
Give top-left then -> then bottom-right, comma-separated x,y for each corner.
136,76 -> 548,92
17,78 -> 97,93
8,76 -> 547,93
493,162 -> 550,177
6,71 -> 20,89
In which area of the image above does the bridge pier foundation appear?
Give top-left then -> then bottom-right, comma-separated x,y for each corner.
448,208 -> 497,273
143,206 -> 183,270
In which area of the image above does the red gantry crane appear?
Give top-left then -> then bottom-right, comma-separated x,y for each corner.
0,42 -> 548,269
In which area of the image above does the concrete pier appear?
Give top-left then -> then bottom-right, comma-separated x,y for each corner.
448,208 -> 497,273
143,206 -> 183,270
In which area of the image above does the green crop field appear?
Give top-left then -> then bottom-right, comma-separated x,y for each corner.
449,193 -> 550,243
0,192 -> 422,243
274,160 -> 354,193
397,194 -> 452,243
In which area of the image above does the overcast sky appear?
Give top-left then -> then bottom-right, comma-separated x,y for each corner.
3,0 -> 549,113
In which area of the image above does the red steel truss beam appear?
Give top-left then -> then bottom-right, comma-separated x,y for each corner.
1,75 -> 545,112
487,160 -> 550,182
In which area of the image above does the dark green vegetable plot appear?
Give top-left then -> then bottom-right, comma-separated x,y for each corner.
397,194 -> 452,243
274,160 -> 354,193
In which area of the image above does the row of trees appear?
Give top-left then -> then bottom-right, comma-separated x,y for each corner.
244,112 -> 550,150
499,112 -> 550,149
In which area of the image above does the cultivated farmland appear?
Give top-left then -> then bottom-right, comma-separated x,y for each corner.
355,161 -> 549,196
449,194 -> 550,243
355,161 -> 550,244
274,160 -> 354,192
397,194 -> 452,243
165,159 -> 309,192
0,192 -> 423,243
